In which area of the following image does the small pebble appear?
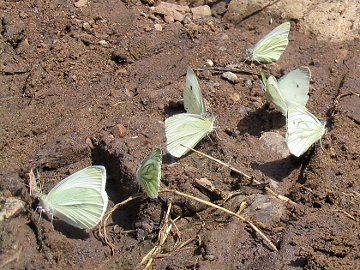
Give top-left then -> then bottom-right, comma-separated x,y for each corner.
111,124 -> 127,138
98,40 -> 107,46
191,5 -> 212,20
259,132 -> 289,158
0,197 -> 25,222
154,23 -> 163,31
82,22 -> 91,30
74,0 -> 88,8
205,59 -> 214,67
221,71 -> 238,84
163,15 -> 174,23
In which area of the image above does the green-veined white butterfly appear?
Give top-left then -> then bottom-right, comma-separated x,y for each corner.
246,21 -> 290,63
136,148 -> 162,199
37,166 -> 108,229
286,105 -> 326,157
261,67 -> 311,116
165,68 -> 215,158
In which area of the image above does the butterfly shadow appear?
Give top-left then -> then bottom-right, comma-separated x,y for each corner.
237,105 -> 285,137
53,220 -> 91,239
251,156 -> 301,182
163,100 -> 185,117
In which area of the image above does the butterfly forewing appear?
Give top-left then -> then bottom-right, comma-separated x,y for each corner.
184,67 -> 205,114
165,113 -> 215,158
286,106 -> 326,157
38,166 -> 108,229
136,148 -> 162,199
278,67 -> 310,108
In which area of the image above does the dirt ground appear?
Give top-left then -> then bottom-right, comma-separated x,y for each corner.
1,0 -> 359,269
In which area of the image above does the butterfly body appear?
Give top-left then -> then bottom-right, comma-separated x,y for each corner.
37,166 -> 108,229
286,105 -> 326,157
136,148 -> 162,199
247,22 -> 290,63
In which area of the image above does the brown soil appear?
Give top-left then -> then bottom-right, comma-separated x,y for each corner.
1,0 -> 359,269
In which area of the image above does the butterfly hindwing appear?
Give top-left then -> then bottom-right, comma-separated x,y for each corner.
165,113 -> 215,158
136,148 -> 162,199
286,105 -> 326,157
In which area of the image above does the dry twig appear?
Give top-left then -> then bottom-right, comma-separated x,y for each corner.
182,145 -> 296,206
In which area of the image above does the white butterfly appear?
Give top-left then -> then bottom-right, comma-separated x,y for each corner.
261,67 -> 311,116
246,22 -> 290,63
165,68 -> 215,158
286,105 -> 326,157
37,166 -> 108,229
136,148 -> 162,199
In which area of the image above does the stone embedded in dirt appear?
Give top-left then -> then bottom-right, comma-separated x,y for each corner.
151,2 -> 190,22
74,0 -> 88,8
205,59 -> 214,67
154,23 -> 163,31
0,197 -> 25,222
98,40 -> 108,46
111,124 -> 127,138
242,194 -> 288,227
259,132 -> 290,158
163,14 -> 174,23
221,71 -> 238,84
191,5 -> 212,20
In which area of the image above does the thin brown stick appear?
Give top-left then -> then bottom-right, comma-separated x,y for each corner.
160,188 -> 278,251
182,144 -> 296,205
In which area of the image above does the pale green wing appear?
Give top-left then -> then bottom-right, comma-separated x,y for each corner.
286,105 -> 326,157
136,148 -> 162,199
278,67 -> 310,107
183,67 -> 206,114
39,166 -> 108,229
247,22 -> 290,63
165,113 -> 215,158
263,75 -> 287,116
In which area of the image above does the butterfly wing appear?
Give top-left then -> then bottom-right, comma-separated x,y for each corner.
165,113 -> 215,158
136,148 -> 162,199
40,166 -> 108,229
286,106 -> 326,157
263,74 -> 288,116
278,67 -> 310,108
183,67 -> 206,114
249,21 -> 290,63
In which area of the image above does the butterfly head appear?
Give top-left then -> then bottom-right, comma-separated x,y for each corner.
245,48 -> 255,61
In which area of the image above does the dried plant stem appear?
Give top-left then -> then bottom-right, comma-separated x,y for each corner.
138,202 -> 176,269
182,145 -> 296,206
160,188 -> 278,251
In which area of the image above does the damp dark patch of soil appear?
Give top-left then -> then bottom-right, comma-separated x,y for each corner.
1,0 -> 359,269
